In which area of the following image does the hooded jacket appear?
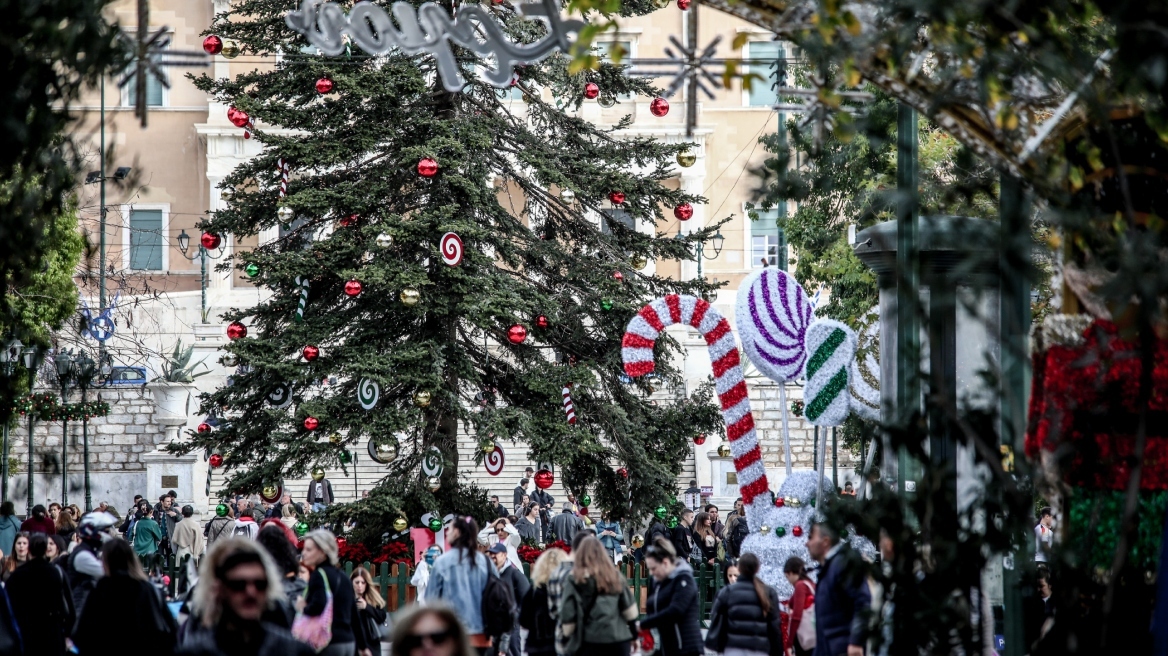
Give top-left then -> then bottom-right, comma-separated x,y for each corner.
705,578 -> 784,655
642,560 -> 703,656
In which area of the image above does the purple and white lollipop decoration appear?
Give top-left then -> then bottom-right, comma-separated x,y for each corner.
735,268 -> 813,475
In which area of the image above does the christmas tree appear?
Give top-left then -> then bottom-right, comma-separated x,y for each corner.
185,0 -> 726,535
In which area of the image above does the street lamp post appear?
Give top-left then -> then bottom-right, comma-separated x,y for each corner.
21,346 -> 42,516
177,229 -> 225,322
73,352 -> 97,511
0,338 -> 23,505
55,349 -> 76,506
678,230 -> 726,283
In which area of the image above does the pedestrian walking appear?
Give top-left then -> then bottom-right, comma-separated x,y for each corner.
724,499 -> 749,560
704,552 -> 783,656
0,502 -> 19,557
670,509 -> 696,563
519,548 -> 568,656
558,536 -> 637,656
281,504 -> 299,531
805,522 -> 870,656
551,503 -> 584,545
492,519 -> 523,570
351,568 -> 389,656
1,533 -> 28,581
1034,507 -> 1053,563
515,494 -> 531,518
595,511 -> 624,562
514,470 -> 535,511
391,605 -> 476,656
646,515 -> 670,551
55,510 -> 77,543
784,557 -> 816,656
65,513 -> 112,627
233,511 -> 261,540
174,538 -> 313,656
205,504 -> 238,548
488,542 -> 528,656
427,516 -> 495,654
641,539 -> 703,656
725,564 -> 740,585
516,503 -> 541,542
705,505 -> 725,540
256,524 -> 304,627
297,529 -> 370,656
47,533 -> 67,561
306,475 -> 335,512
75,537 -> 178,655
692,512 -> 721,567
6,534 -> 74,656
173,505 -> 206,566
120,494 -> 145,539
155,494 -> 181,555
132,499 -> 165,573
490,496 -> 509,519
20,504 -> 56,535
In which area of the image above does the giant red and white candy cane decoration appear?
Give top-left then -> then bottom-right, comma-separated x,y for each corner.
622,295 -> 769,505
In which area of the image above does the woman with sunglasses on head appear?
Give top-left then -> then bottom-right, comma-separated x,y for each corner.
171,538 -> 313,656
391,605 -> 474,656
299,530 -> 372,656
641,538 -> 703,656
75,537 -> 178,655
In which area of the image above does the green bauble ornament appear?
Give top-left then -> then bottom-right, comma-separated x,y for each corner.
245,263 -> 260,278
429,517 -> 442,532
601,299 -> 614,311
580,494 -> 591,507
667,516 -> 679,529
294,522 -> 309,537
339,450 -> 351,464
775,526 -> 786,537
654,505 -> 668,520
216,503 -> 228,518
810,497 -> 816,508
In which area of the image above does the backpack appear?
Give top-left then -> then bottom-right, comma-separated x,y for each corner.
232,521 -> 258,539
482,569 -> 516,637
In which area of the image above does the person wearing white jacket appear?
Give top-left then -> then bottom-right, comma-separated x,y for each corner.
479,518 -> 523,570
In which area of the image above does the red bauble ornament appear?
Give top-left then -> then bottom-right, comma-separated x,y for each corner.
775,496 -> 785,507
227,321 -> 247,340
507,324 -> 528,344
649,97 -> 670,117
315,77 -> 335,94
344,280 -> 363,297
243,131 -> 251,139
617,467 -> 629,478
792,525 -> 803,537
417,158 -> 439,178
303,345 -> 320,361
578,505 -> 589,516
201,232 -> 222,250
677,0 -> 691,8
304,416 -> 319,431
197,423 -> 211,434
608,191 -> 626,205
674,203 -> 694,221
534,469 -> 554,489
228,107 -> 249,128
203,35 -> 223,55
694,434 -> 706,445
535,315 -> 550,329
613,271 -> 624,281
339,213 -> 358,227
584,82 -> 600,99
209,454 -> 224,468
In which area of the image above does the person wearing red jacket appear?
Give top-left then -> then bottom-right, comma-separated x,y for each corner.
784,556 -> 816,656
20,504 -> 56,535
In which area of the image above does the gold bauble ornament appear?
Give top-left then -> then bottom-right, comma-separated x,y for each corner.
676,149 -> 697,168
311,467 -> 326,482
760,524 -> 771,535
653,0 -> 670,8
717,443 -> 731,458
414,390 -> 432,407
375,439 -> 399,462
393,517 -> 409,532
426,475 -> 442,491
220,40 -> 241,59
631,255 -> 648,271
631,534 -> 645,548
263,484 -> 279,499
329,432 -> 342,445
277,206 -> 294,222
400,288 -> 421,306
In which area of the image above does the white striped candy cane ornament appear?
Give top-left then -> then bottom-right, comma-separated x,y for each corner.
563,385 -> 577,425
622,294 -> 770,524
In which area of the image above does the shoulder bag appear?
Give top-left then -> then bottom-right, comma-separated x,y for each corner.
796,579 -> 817,650
292,568 -> 334,652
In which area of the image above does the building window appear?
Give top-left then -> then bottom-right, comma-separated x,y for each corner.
746,41 -> 784,108
750,206 -> 787,269
601,208 -> 635,235
129,209 -> 164,270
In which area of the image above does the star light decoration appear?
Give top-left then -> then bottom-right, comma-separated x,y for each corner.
117,0 -> 209,127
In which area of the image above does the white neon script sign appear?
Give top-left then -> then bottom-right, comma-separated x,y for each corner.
286,0 -> 584,93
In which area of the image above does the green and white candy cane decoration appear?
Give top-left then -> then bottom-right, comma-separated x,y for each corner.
294,276 -> 310,322
803,319 -> 857,509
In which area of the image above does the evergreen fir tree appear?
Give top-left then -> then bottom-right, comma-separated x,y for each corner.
186,0 -> 726,534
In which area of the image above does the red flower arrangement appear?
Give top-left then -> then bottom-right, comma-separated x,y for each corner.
1027,317 -> 1168,490
516,540 -> 573,564
338,539 -> 413,565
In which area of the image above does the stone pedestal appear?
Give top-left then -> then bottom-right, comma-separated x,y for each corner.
142,447 -> 208,519
706,451 -> 738,510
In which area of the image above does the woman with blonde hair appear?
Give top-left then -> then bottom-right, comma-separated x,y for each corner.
281,502 -> 298,530
351,567 -> 389,656
520,548 -> 568,656
390,604 -> 475,656
300,529 -> 370,656
559,536 -> 637,656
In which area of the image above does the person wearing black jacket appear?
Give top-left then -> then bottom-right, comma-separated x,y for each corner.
704,553 -> 784,656
520,548 -> 569,656
646,517 -> 670,552
76,538 -> 178,656
641,539 -> 703,656
670,510 -> 696,562
724,499 -> 750,560
489,542 -> 529,656
6,534 -> 74,656
301,529 -> 369,656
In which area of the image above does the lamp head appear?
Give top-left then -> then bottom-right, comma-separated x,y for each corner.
113,166 -> 132,181
21,345 -> 40,371
177,230 -> 190,256
1,338 -> 21,365
55,349 -> 74,378
711,231 -> 725,256
76,351 -> 96,382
